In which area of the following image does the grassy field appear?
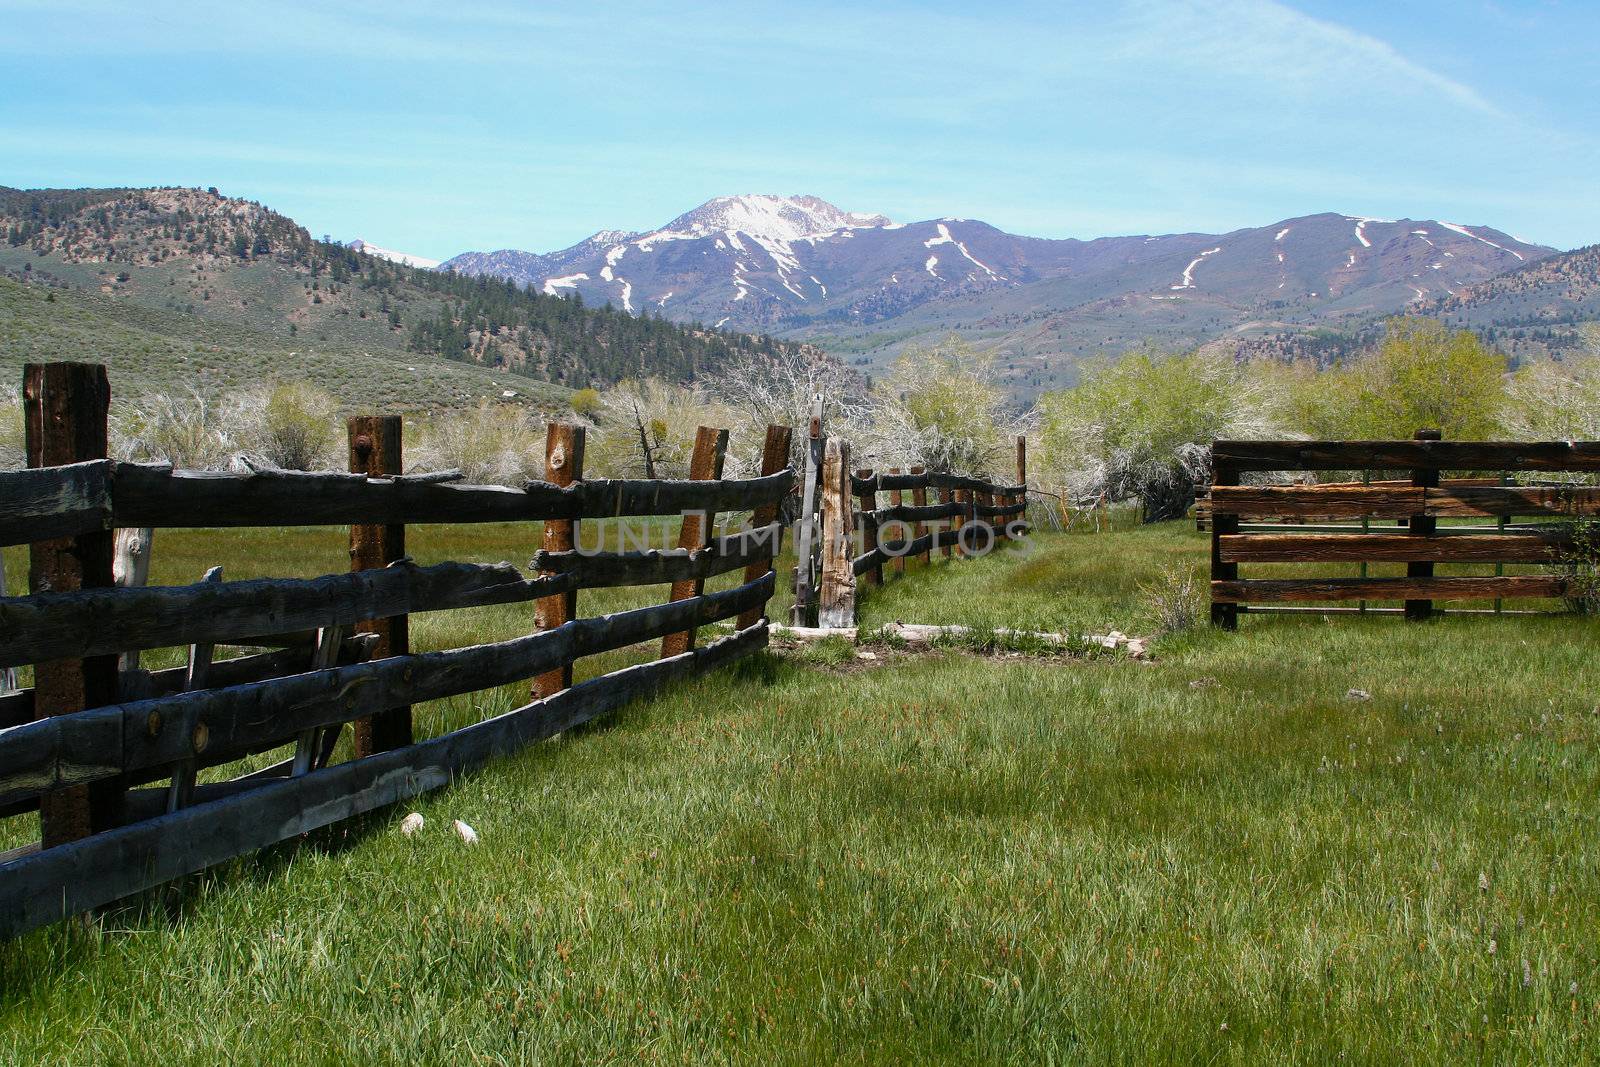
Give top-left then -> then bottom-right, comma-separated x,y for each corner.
3,520 -> 1600,1064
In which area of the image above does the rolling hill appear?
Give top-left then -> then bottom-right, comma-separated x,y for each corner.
0,186 -> 816,404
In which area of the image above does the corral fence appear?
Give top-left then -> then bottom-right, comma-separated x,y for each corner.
1208,429 -> 1600,628
785,400 -> 1030,629
0,362 -> 794,937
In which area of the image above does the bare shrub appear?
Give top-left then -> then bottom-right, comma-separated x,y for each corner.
411,401 -> 545,486
1556,519 -> 1600,614
0,387 -> 23,470
230,383 -> 340,471
1139,564 -> 1204,633
110,389 -> 235,469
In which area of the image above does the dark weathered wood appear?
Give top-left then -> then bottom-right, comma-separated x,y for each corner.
0,573 -> 775,808
1212,440 -> 1600,473
1218,531 -> 1572,563
533,424 -> 586,699
535,524 -> 780,587
1210,462 -> 1240,630
790,396 -> 824,627
739,424 -> 792,630
1015,435 -> 1027,533
0,560 -> 557,670
0,622 -> 768,939
1405,429 -> 1442,621
938,487 -> 954,559
855,467 -> 881,588
101,462 -> 792,530
818,438 -> 856,628
972,500 -> 1026,519
25,362 -> 121,846
0,638 -> 378,730
662,426 -> 729,658
0,460 -> 113,547
887,469 -> 906,576
1212,575 -> 1569,604
908,466 -> 930,566
871,501 -> 963,525
347,415 -> 411,757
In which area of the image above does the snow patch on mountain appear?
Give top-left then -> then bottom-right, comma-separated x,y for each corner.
923,223 -> 999,280
1171,247 -> 1222,290
348,240 -> 440,269
542,272 -> 589,295
1439,222 -> 1525,261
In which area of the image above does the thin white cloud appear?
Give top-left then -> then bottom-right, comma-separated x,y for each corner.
1124,0 -> 1503,118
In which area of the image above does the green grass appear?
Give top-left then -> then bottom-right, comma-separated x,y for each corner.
4,521 -> 1600,1064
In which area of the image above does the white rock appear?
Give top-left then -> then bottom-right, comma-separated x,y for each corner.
400,812 -> 425,836
453,819 -> 480,845
1346,688 -> 1372,702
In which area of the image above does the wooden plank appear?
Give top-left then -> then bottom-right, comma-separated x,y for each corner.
872,501 -> 963,525
1208,482 -> 1600,521
0,460 -> 113,547
0,622 -> 769,939
1405,429 -> 1442,621
0,638 -> 377,731
533,424 -> 586,699
1212,440 -> 1600,473
25,362 -> 121,846
973,500 -> 1027,519
0,560 -> 557,669
0,572 -> 775,808
347,415 -> 411,757
1210,461 -> 1240,630
939,486 -> 954,559
1217,531 -> 1571,563
738,424 -> 792,630
818,438 -> 856,628
102,462 -> 791,531
534,524 -> 780,587
909,466 -> 930,566
790,396 -> 824,627
662,426 -> 729,658
1212,576 -> 1569,604
1015,436 -> 1027,533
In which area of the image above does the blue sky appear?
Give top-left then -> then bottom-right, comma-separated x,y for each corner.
2,0 -> 1597,258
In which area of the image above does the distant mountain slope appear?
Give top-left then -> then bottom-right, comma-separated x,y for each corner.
0,186 -> 816,392
444,195 -> 1556,393
1429,243 -> 1600,358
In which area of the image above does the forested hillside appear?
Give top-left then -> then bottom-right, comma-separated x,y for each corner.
0,186 -> 814,392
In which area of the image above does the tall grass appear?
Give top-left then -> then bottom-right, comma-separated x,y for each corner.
2,523 -> 1598,1063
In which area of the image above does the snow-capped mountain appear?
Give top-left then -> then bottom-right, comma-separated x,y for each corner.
440,196 -> 1556,395
348,239 -> 440,270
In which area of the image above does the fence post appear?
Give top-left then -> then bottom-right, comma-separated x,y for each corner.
1016,435 -> 1028,534
910,466 -> 929,566
738,423 -> 793,631
790,395 -> 824,626
941,483 -> 956,559
348,414 -> 412,756
1209,453 -> 1239,631
24,361 -> 122,846
818,437 -> 857,627
855,468 -> 881,587
887,469 -> 906,577
662,426 -> 730,657
1405,428 -> 1442,622
533,423 -> 586,698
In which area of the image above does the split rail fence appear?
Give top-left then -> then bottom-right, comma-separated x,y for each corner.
0,362 -> 793,937
1209,430 -> 1600,627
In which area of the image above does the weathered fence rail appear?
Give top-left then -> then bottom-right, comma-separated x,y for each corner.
1209,431 -> 1596,627
0,362 -> 792,937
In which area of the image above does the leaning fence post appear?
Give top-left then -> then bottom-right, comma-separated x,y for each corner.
738,423 -> 793,631
790,395 -> 824,626
662,426 -> 730,657
25,361 -> 122,846
533,423 -> 586,698
1209,450 -> 1239,631
1405,428 -> 1442,622
909,466 -> 929,566
818,437 -> 857,627
348,414 -> 412,756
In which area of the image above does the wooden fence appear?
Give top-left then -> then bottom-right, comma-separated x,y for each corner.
0,362 -> 793,937
1208,430 -> 1600,628
787,416 -> 1030,628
